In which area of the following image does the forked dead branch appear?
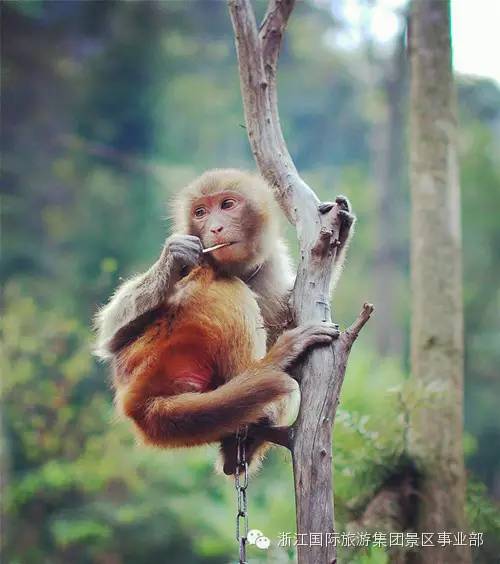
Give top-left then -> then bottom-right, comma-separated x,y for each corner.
228,0 -> 374,562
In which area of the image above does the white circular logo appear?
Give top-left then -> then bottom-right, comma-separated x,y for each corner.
247,529 -> 264,545
255,535 -> 271,550
247,529 -> 270,550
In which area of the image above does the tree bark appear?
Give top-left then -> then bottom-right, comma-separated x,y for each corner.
409,1 -> 470,562
228,1 -> 373,562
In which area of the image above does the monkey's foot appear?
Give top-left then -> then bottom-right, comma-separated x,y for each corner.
220,425 -> 292,475
220,432 -> 264,475
248,424 -> 292,449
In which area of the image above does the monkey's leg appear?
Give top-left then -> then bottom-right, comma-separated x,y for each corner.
123,366 -> 296,449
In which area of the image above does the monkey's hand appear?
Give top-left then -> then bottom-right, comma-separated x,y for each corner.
264,322 -> 340,371
335,195 -> 355,249
162,234 -> 203,278
319,195 -> 355,251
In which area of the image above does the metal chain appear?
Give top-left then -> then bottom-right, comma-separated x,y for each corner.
235,425 -> 249,564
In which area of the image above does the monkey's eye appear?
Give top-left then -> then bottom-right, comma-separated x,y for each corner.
221,199 -> 236,210
193,207 -> 207,218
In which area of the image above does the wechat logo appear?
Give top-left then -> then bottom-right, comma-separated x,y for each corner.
248,529 -> 271,550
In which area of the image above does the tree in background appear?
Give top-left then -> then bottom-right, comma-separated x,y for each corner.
370,25 -> 408,359
409,1 -> 470,562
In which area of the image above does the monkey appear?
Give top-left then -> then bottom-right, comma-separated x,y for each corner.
109,263 -> 338,471
94,169 -> 355,473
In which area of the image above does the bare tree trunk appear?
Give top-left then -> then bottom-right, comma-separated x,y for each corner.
228,1 -> 373,562
409,1 -> 470,562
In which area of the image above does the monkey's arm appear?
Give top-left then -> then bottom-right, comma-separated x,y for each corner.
94,234 -> 202,359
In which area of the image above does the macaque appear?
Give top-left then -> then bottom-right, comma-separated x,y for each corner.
94,169 -> 354,473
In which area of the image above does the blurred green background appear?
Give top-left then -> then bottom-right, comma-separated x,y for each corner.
1,1 -> 499,562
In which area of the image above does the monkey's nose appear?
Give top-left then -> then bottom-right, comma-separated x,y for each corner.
210,225 -> 224,234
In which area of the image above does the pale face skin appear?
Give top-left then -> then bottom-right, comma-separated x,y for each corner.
190,191 -> 260,265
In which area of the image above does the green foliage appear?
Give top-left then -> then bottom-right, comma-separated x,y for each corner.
467,480 -> 500,535
466,480 -> 500,562
340,546 -> 389,564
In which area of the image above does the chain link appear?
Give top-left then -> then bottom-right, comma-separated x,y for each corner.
235,425 -> 249,564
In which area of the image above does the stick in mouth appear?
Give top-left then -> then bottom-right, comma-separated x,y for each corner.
202,242 -> 234,254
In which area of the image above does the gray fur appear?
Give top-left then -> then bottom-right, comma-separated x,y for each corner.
94,233 -> 201,359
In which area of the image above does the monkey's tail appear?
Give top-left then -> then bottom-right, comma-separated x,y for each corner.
125,367 -> 295,449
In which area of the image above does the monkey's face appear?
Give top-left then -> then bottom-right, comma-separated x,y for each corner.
189,191 -> 266,267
